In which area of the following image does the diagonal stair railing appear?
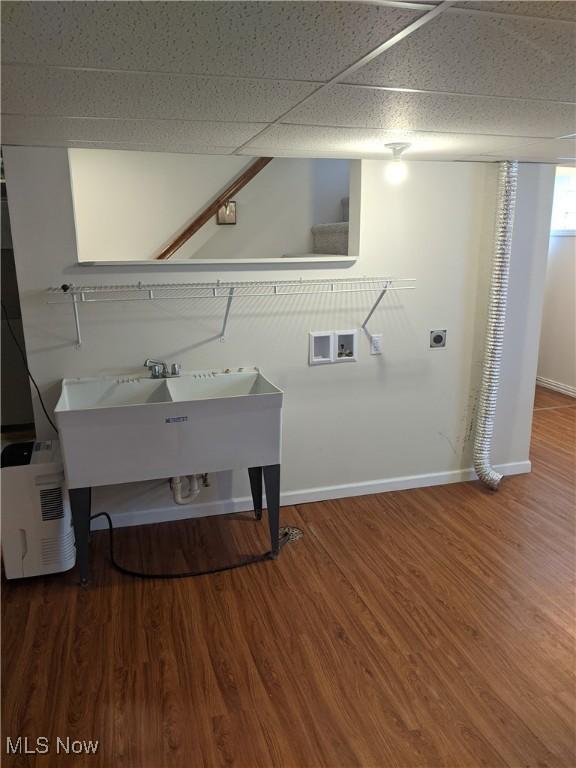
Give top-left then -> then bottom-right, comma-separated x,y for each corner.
155,157 -> 273,260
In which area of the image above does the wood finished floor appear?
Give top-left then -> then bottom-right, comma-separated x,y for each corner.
2,387 -> 575,768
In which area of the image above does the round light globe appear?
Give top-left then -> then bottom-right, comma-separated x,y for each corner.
385,160 -> 408,185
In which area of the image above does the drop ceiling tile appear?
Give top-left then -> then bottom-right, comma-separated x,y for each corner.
1,115 -> 261,150
398,0 -> 576,14
241,124 -> 527,160
1,2 -> 422,82
2,66 -> 315,123
347,12 -> 576,101
29,141 -> 237,155
453,2 -> 576,22
485,136 -> 576,162
289,84 -> 575,138
449,156 -> 505,163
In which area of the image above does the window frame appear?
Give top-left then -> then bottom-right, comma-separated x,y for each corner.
550,166 -> 576,238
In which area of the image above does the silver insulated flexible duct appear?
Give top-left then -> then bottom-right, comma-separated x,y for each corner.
473,160 -> 518,490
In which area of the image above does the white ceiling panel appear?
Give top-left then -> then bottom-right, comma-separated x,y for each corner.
1,1 -> 422,82
289,84 -> 575,138
2,65 -> 316,123
7,141 -> 238,156
1,1 -> 572,162
241,124 -> 528,160
1,115 -> 260,151
479,135 -> 576,162
453,2 -> 576,22
347,12 -> 576,101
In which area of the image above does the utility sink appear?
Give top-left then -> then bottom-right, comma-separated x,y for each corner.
55,368 -> 283,489
61,377 -> 172,408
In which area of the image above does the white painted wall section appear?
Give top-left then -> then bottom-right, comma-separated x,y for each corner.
3,147 -> 554,527
537,234 -> 576,396
491,163 -> 556,461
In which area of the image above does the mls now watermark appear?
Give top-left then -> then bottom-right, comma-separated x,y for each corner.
6,736 -> 99,755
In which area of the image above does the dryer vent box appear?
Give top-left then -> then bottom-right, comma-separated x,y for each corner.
1,441 -> 75,579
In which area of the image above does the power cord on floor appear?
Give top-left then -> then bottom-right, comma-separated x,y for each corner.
1,300 -> 58,434
90,511 -> 293,579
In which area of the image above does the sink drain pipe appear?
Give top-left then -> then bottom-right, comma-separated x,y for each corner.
171,475 -> 201,504
473,160 -> 518,490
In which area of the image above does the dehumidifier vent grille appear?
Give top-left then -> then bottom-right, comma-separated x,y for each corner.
41,529 -> 75,567
39,487 -> 65,521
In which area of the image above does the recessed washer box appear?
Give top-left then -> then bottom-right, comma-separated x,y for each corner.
309,332 -> 334,365
309,330 -> 359,364
334,330 -> 358,362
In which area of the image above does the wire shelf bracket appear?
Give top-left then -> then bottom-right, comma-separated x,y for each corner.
47,277 -> 415,348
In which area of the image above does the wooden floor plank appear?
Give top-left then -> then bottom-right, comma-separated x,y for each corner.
533,385 -> 576,411
2,398 -> 575,767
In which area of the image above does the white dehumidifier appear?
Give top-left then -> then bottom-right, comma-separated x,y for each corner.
1,440 -> 76,579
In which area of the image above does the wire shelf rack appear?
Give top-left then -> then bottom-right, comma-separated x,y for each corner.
47,276 -> 415,347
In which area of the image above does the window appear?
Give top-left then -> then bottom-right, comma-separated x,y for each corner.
550,166 -> 576,236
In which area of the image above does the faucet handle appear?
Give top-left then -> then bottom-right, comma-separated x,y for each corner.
144,358 -> 168,377
171,363 -> 181,376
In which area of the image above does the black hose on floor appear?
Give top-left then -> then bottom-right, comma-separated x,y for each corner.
89,512 -> 297,579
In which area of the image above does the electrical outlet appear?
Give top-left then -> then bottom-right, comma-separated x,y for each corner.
430,330 -> 447,348
370,334 -> 383,355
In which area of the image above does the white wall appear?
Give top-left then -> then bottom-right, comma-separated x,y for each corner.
3,147 -> 554,527
492,163 -> 556,459
69,150 -> 350,262
537,234 -> 576,395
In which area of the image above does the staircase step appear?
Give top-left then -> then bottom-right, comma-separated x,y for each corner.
311,222 -> 349,255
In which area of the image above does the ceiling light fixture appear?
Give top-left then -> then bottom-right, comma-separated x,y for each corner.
385,142 -> 411,185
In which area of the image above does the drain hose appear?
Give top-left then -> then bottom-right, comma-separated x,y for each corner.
473,160 -> 518,490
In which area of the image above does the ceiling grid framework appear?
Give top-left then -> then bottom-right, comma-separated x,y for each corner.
1,0 -> 575,163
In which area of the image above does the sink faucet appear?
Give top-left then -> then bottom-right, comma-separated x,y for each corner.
144,359 -> 181,378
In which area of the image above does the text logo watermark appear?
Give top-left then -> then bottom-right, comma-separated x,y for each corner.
6,736 -> 99,755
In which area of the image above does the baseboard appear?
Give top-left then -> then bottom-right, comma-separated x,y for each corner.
91,461 -> 531,531
536,376 -> 576,398
278,461 -> 531,506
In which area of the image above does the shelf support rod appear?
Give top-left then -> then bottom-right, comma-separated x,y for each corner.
72,294 -> 82,348
220,287 -> 235,340
361,284 -> 389,330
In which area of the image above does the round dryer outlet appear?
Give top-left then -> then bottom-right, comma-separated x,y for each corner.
430,330 -> 447,348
